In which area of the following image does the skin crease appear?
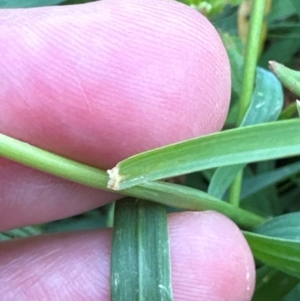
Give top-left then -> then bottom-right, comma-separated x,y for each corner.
0,0 -> 255,300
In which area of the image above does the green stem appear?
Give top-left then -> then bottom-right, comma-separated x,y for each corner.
0,132 -> 266,228
230,0 -> 267,206
228,170 -> 243,206
238,0 -> 267,124
0,133 -> 106,189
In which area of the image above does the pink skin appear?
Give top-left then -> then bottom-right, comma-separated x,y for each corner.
0,0 -> 255,300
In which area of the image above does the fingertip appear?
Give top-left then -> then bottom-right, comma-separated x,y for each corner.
0,211 -> 254,301
0,230 -> 112,300
169,211 -> 255,301
0,0 -> 230,168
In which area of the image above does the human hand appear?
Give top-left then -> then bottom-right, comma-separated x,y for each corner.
0,0 -> 255,300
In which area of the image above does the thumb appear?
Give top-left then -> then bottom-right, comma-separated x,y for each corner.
0,0 -> 230,169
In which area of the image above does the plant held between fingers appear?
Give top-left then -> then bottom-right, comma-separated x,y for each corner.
1,0 -> 300,300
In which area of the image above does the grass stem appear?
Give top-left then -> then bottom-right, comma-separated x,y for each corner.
0,132 -> 266,228
230,0 -> 267,207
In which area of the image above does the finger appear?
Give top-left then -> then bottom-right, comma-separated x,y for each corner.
0,0 -> 230,228
0,157 -> 119,231
0,1 -> 230,168
0,212 -> 255,301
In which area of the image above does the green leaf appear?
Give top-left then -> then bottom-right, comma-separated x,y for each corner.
228,0 -> 243,5
42,209 -> 108,233
241,161 -> 289,218
211,5 -> 238,35
290,0 -> 300,17
280,185 -> 300,213
253,265 -> 299,301
221,33 -> 244,106
111,198 -> 172,301
241,161 -> 300,199
0,226 -> 41,241
268,0 -> 294,21
208,165 -> 242,199
259,28 -> 300,67
61,0 -> 95,4
245,213 -> 300,279
268,0 -> 300,22
284,285 -> 300,301
208,67 -> 284,199
107,119 -> 300,190
244,231 -> 300,279
254,212 -> 300,240
133,181 -> 266,228
0,0 -> 64,7
241,68 -> 283,125
269,61 -> 300,97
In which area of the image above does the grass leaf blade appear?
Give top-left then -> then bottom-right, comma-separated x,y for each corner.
111,198 -> 172,301
208,67 -> 283,199
244,231 -> 300,279
108,119 -> 300,190
0,0 -> 64,7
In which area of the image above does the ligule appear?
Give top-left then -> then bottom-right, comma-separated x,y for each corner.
111,197 -> 173,301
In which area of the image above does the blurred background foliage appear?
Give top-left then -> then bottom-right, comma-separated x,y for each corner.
1,0 -> 300,300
